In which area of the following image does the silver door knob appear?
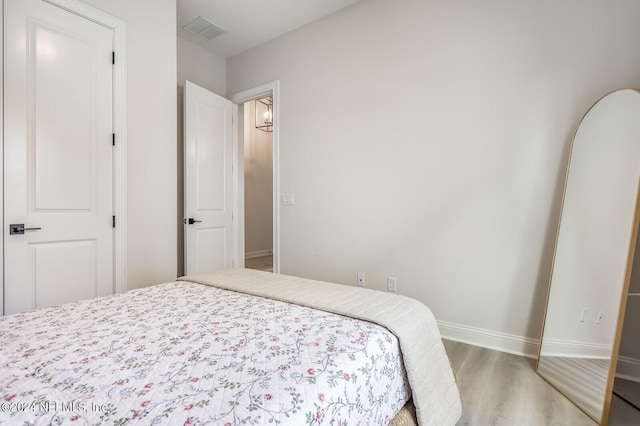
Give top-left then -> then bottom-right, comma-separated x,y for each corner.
9,224 -> 42,235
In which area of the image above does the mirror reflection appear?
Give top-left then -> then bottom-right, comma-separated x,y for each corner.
537,89 -> 640,425
612,238 -> 640,421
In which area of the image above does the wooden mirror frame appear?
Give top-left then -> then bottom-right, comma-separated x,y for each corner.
536,88 -> 640,425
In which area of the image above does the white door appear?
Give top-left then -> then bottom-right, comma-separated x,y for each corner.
184,81 -> 234,275
4,0 -> 114,314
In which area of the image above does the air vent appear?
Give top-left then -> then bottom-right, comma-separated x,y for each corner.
182,16 -> 226,41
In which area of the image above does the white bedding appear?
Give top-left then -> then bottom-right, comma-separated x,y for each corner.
0,269 -> 461,426
182,269 -> 462,426
1,277 -> 411,425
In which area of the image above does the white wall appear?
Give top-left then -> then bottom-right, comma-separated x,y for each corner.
244,100 -> 273,256
227,0 -> 640,354
79,0 -> 177,289
176,36 -> 227,276
178,36 -> 226,96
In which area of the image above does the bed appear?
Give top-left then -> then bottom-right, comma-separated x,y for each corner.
0,269 -> 461,425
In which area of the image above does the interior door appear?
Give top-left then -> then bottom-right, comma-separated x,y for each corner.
184,81 -> 234,274
4,0 -> 114,314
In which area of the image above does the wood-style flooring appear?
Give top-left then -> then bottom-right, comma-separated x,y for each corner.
613,378 -> 640,412
537,355 -> 609,420
245,254 -> 273,272
443,340 -> 640,425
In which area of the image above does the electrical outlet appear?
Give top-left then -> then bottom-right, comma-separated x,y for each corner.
357,273 -> 365,287
579,307 -> 587,322
387,277 -> 397,293
281,193 -> 295,205
596,311 -> 604,324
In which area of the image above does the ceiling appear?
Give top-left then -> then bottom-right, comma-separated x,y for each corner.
177,0 -> 363,59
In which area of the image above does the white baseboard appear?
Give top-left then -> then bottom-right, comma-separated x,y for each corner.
616,355 -> 640,383
438,320 -> 540,359
245,249 -> 272,259
538,338 -> 611,359
438,320 -> 640,381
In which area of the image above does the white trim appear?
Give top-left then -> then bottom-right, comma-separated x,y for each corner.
1,0 -> 127,302
401,319 -> 631,367
110,11 -> 127,294
229,81 -> 281,274
43,0 -> 121,28
232,104 -> 244,268
438,320 -> 540,359
538,338 -> 612,359
616,355 -> 640,383
1,4 -> 5,315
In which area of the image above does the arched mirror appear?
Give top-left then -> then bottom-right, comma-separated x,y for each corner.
537,89 -> 640,425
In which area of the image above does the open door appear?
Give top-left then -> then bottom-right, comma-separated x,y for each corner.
184,81 -> 233,275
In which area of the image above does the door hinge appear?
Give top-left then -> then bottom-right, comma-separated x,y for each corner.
112,51 -> 115,65
112,216 -> 116,228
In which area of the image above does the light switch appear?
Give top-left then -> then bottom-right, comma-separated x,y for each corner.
281,193 -> 295,205
387,277 -> 397,293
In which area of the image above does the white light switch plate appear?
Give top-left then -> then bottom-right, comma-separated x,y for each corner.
387,277 -> 397,292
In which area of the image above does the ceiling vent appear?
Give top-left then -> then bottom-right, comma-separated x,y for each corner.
182,16 -> 226,41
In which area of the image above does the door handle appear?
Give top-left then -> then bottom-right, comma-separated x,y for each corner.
9,224 -> 42,235
187,218 -> 202,225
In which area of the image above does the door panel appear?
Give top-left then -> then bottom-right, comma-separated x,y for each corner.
33,240 -> 97,308
4,0 -> 114,314
196,101 -> 226,210
34,23 -> 95,211
184,81 -> 233,275
196,228 -> 227,272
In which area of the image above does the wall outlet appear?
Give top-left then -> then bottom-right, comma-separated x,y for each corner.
579,307 -> 587,322
281,193 -> 295,205
387,276 -> 397,293
357,273 -> 365,287
596,310 -> 604,324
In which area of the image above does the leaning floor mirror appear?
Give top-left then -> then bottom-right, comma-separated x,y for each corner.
537,88 -> 640,425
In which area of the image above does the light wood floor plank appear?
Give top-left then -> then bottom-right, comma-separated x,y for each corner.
245,254 -> 273,272
444,340 -> 640,425
444,340 -> 599,425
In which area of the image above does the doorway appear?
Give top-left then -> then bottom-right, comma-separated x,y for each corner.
230,81 -> 280,274
243,98 -> 273,272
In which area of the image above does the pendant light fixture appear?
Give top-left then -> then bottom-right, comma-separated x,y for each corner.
255,96 -> 273,133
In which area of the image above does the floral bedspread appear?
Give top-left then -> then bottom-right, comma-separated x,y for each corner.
0,281 -> 410,425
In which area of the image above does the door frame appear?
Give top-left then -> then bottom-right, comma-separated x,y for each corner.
229,81 -> 280,273
1,0 -> 127,315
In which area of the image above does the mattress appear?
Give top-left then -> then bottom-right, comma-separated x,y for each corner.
0,269 -> 461,425
181,269 -> 461,426
0,281 -> 409,424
